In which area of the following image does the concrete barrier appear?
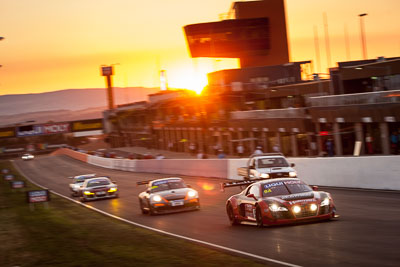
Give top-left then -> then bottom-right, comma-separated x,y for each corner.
54,149 -> 400,190
52,148 -> 88,162
290,156 -> 400,191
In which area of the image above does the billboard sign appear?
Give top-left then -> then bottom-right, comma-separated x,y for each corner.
72,119 -> 103,132
27,190 -> 50,203
101,66 -> 113,76
42,123 -> 70,134
4,174 -> 15,181
0,127 -> 15,138
11,180 -> 25,189
17,125 -> 43,137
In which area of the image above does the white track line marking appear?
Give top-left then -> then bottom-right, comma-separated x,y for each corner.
13,162 -> 302,267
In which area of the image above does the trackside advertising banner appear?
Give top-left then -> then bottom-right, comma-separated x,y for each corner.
27,190 -> 50,203
42,123 -> 70,134
17,123 -> 70,137
71,119 -> 103,132
0,127 -> 15,138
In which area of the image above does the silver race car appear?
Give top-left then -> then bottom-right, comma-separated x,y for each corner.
137,177 -> 200,215
68,174 -> 97,196
79,176 -> 119,202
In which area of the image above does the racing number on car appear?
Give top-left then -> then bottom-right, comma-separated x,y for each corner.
264,189 -> 272,194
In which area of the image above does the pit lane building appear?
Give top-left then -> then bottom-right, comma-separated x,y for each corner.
105,0 -> 400,157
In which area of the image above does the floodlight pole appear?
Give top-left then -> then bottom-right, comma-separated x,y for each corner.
359,13 -> 368,59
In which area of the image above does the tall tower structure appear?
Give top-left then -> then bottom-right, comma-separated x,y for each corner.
232,0 -> 289,67
184,0 -> 289,68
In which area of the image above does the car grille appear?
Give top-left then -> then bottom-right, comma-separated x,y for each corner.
164,195 -> 185,201
295,204 -> 318,218
273,211 -> 293,219
318,205 -> 330,215
91,187 -> 108,192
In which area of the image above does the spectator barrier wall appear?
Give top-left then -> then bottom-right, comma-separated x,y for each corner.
53,149 -> 400,190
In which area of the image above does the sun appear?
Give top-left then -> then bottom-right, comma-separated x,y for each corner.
168,69 -> 209,95
187,73 -> 209,94
166,58 -> 239,94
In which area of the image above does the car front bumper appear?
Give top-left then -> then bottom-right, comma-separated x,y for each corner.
151,199 -> 200,214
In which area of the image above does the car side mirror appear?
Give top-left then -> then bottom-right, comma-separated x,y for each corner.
312,185 -> 318,191
246,193 -> 257,200
291,163 -> 295,167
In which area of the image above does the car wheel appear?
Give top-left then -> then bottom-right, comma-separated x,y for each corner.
226,202 -> 239,226
80,197 -> 86,203
149,206 -> 156,216
146,200 -> 156,215
139,199 -> 148,214
255,206 -> 264,228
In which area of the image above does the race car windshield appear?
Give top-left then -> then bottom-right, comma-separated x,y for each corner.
258,157 -> 289,168
262,180 -> 312,197
284,180 -> 312,194
151,180 -> 186,193
262,181 -> 290,197
86,179 -> 110,187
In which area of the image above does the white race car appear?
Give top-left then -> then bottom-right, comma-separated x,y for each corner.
21,153 -> 35,160
68,174 -> 97,196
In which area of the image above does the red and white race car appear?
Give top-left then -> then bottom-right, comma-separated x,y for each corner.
222,178 -> 337,227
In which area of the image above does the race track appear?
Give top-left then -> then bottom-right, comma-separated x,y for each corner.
13,155 -> 400,267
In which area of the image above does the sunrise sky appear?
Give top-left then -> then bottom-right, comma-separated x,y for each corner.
0,0 -> 399,95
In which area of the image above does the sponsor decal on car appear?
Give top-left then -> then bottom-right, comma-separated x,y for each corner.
264,181 -> 284,188
281,192 -> 314,200
284,180 -> 301,185
289,198 -> 315,205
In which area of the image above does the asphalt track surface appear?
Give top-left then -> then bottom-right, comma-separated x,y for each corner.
14,155 -> 400,267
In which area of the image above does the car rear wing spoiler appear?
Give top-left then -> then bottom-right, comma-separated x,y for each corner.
220,178 -> 268,192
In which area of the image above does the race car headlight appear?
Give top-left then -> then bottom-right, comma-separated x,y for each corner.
310,204 -> 318,211
187,190 -> 197,198
269,203 -> 288,212
321,198 -> 330,206
292,205 -> 301,213
108,187 -> 117,192
152,195 -> 162,202
83,191 -> 94,195
289,171 -> 297,177
260,173 -> 270,179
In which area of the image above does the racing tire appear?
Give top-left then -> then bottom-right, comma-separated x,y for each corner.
80,197 -> 86,203
255,206 -> 264,228
147,200 -> 156,216
227,203 -> 239,226
139,199 -> 148,214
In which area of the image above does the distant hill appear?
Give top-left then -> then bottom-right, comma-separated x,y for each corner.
0,87 -> 159,116
0,87 -> 160,126
0,107 -> 107,127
